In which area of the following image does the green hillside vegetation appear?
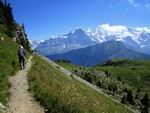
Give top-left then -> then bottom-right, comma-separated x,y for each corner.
0,25 -> 18,104
98,59 -> 150,96
28,55 -> 132,113
0,25 -> 28,104
55,59 -> 150,112
0,0 -> 30,105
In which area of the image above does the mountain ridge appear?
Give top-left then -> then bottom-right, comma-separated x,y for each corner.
47,40 -> 150,66
34,28 -> 97,55
30,24 -> 150,55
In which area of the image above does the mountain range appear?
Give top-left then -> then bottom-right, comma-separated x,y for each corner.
32,28 -> 97,55
47,41 -> 150,66
30,24 -> 150,56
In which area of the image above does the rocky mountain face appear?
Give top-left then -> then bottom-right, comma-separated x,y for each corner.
47,41 -> 150,66
30,24 -> 150,55
34,28 -> 97,55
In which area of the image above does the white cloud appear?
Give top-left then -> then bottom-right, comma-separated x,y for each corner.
127,0 -> 139,7
145,3 -> 150,9
97,23 -> 132,37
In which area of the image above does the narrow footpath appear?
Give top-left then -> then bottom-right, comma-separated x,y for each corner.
6,56 -> 44,113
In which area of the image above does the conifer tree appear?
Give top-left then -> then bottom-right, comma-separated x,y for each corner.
141,93 -> 149,108
121,94 -> 126,104
127,89 -> 134,105
0,0 -> 4,24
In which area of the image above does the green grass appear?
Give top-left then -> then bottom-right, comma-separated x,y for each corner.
28,55 -> 132,113
56,59 -> 150,96
55,60 -> 83,71
0,24 -> 29,104
94,59 -> 150,96
55,59 -> 150,112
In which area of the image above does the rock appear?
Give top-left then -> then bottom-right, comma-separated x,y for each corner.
1,37 -> 4,41
13,37 -> 16,42
0,103 -> 5,109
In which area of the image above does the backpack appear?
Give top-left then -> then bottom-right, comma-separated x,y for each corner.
19,49 -> 24,56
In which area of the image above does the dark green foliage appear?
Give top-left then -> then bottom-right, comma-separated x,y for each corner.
0,0 -> 15,37
117,76 -> 121,81
105,70 -> 108,75
113,84 -> 117,93
84,72 -> 93,83
96,81 -> 102,88
141,106 -> 149,113
135,93 -> 140,99
137,88 -> 141,93
126,90 -> 134,105
141,94 -> 149,108
0,0 -> 31,52
121,95 -> 126,104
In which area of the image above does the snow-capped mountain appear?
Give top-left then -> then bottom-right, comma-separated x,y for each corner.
87,24 -> 150,55
29,40 -> 44,49
33,24 -> 150,55
35,28 -> 97,55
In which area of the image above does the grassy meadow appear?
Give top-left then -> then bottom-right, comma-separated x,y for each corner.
27,54 -> 132,113
95,59 -> 150,96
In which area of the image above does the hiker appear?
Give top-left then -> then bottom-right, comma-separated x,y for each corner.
18,46 -> 26,69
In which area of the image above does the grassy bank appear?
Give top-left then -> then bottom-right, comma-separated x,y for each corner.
0,25 -> 29,104
0,25 -> 19,104
28,55 -> 132,113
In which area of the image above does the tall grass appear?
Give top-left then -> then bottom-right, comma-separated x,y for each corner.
28,54 -> 132,113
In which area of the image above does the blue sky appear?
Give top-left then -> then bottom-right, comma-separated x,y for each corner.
7,0 -> 150,40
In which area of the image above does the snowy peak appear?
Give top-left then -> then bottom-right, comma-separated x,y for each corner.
87,24 -> 150,48
70,28 -> 84,34
35,28 -> 97,55
29,40 -> 44,49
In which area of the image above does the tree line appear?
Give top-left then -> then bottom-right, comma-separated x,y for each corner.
0,0 -> 31,52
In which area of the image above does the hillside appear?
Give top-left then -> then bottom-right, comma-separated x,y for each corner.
48,40 -> 150,66
0,0 -> 30,108
27,54 -> 133,113
55,59 -> 150,113
0,25 -> 20,104
97,59 -> 150,95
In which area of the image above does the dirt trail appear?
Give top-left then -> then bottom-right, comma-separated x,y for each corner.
6,56 -> 44,113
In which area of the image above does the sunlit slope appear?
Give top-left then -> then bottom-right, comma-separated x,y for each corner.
28,55 -> 132,113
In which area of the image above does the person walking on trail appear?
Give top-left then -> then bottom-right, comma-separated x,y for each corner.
18,46 -> 26,70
